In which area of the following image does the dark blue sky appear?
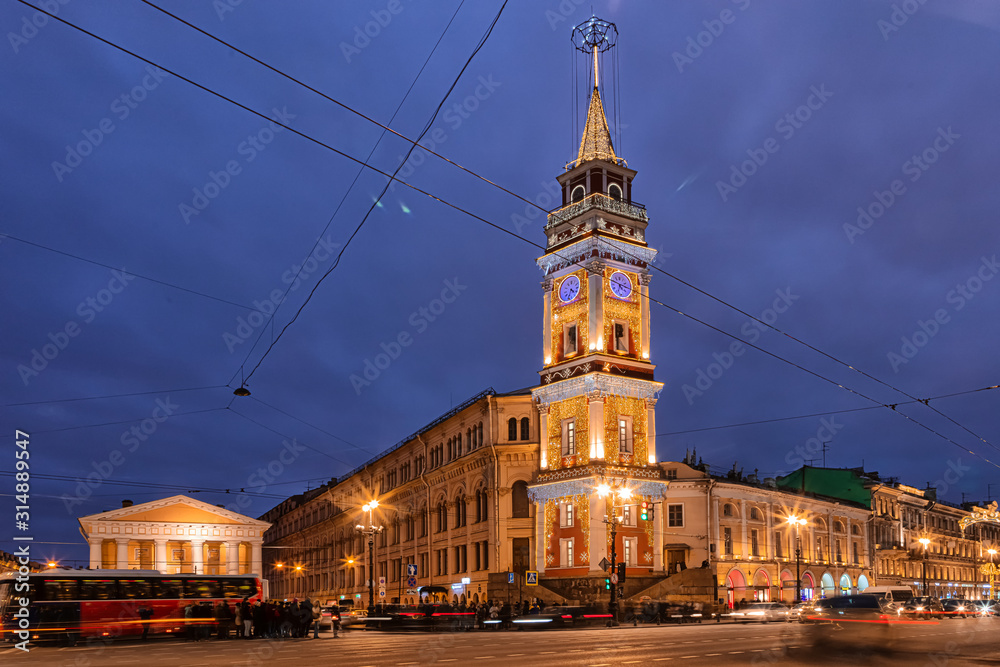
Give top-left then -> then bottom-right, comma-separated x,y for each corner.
3,1 -> 999,566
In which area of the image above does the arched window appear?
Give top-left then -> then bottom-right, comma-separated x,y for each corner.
520,417 -> 530,441
456,433 -> 462,457
437,502 -> 448,532
608,183 -> 623,200
478,423 -> 484,447
508,417 -> 517,441
512,481 -> 530,518
834,520 -> 845,533
571,185 -> 585,202
467,428 -> 473,450
455,494 -> 466,528
723,503 -> 734,517
851,524 -> 861,536
749,507 -> 761,521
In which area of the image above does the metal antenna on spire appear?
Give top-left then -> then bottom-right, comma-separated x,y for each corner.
569,16 -> 623,169
571,15 -> 618,90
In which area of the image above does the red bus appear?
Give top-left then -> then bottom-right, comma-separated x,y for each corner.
0,569 -> 262,644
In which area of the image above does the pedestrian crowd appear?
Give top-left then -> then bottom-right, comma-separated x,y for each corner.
179,597 -> 328,641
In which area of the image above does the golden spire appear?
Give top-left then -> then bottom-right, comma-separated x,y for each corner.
575,45 -> 617,167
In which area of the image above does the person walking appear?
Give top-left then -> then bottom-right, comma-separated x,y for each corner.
310,599 -> 321,639
331,604 -> 341,638
137,606 -> 153,640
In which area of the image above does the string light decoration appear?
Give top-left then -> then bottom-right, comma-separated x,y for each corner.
603,394 -> 648,465
546,396 -> 591,469
550,269 -> 590,361
544,498 -> 557,560
574,493 -> 591,563
603,268 -> 641,356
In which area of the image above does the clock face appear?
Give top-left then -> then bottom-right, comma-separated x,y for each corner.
609,271 -> 633,299
559,275 -> 581,303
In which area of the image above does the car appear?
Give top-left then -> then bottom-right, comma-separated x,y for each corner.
803,594 -> 902,655
339,607 -> 368,629
512,605 -> 612,629
941,599 -> 971,618
787,601 -> 817,622
966,600 -> 997,617
731,602 -> 789,623
900,596 -> 945,619
318,605 -> 341,630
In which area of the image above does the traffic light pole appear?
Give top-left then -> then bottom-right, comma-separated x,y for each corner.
608,517 -> 619,626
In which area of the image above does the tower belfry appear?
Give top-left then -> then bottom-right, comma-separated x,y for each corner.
527,16 -> 668,587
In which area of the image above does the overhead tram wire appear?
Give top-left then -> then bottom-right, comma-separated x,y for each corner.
29,2 -> 998,468
241,0 -> 509,383
2,384 -> 226,407
0,233 -> 260,312
658,383 -> 1000,437
227,0 -> 469,385
32,406 -> 228,434
136,0 -> 538,214
249,396 -> 368,456
135,2 -> 1000,453
225,405 -> 363,469
0,471 -> 287,500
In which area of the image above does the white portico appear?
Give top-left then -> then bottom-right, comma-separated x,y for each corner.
78,495 -> 270,575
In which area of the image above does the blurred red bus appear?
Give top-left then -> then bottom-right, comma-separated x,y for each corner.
0,569 -> 262,644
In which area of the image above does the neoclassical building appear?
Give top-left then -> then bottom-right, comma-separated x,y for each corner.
78,495 -> 269,575
261,388 -> 540,605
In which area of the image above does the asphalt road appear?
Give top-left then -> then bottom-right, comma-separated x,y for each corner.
3,618 -> 999,666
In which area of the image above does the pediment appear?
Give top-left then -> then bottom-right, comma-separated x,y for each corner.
78,494 -> 270,527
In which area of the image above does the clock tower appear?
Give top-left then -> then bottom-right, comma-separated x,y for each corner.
528,17 -> 668,592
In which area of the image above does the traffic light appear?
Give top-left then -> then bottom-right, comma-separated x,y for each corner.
617,562 -> 627,582
604,577 -> 611,590
640,502 -> 648,521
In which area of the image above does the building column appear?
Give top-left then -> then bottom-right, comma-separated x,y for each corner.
589,493 -> 604,573
588,261 -> 605,352
646,398 -> 657,464
639,273 -> 651,360
539,405 -> 549,469
542,279 -> 553,365
153,538 -> 168,573
89,540 -> 102,569
250,540 -> 263,575
190,539 -> 204,574
589,392 -> 605,460
226,541 -> 240,574
535,502 -> 546,574
115,538 -> 130,569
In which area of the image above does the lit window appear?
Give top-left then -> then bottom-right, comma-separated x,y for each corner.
560,538 -> 575,567
561,502 -> 574,528
723,527 -> 733,555
561,419 -> 576,456
613,320 -> 628,353
564,323 -> 578,356
622,505 -> 635,527
623,537 -> 636,566
618,417 -> 633,454
608,183 -> 623,201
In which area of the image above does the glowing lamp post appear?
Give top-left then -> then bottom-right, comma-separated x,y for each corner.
919,537 -> 930,595
597,481 -> 632,625
357,499 -> 382,613
786,516 -> 807,603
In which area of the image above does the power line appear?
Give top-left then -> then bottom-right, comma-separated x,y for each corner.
659,384 -> 1000,436
250,396 -> 368,455
1,233 -> 260,312
241,0 -> 509,383
227,0 -> 468,384
225,406 -> 360,468
2,384 -> 226,408
32,406 -> 228,434
0,471 -> 286,499
24,0 -> 997,471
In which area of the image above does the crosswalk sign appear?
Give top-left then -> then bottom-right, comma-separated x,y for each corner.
508,572 -> 515,584
526,571 -> 538,586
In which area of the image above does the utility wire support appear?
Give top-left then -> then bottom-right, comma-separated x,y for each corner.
23,0 -> 997,470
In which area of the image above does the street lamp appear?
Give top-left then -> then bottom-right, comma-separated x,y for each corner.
786,516 -> 807,603
919,537 -> 930,595
596,480 -> 633,625
988,548 -> 997,600
357,499 -> 383,614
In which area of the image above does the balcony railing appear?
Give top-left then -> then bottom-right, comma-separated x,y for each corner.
546,192 -> 648,228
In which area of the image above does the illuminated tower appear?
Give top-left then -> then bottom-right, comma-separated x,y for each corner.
528,17 -> 668,589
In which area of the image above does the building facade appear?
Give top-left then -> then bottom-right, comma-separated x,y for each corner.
78,495 -> 269,575
660,462 -> 872,606
261,388 -> 540,605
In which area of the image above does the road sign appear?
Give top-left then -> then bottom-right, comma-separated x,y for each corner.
508,572 -> 516,584
378,576 -> 386,587
526,571 -> 538,586
378,589 -> 386,598
407,563 -> 417,577
407,576 -> 417,587
406,588 -> 418,595
599,557 -> 610,572
610,573 -> 618,585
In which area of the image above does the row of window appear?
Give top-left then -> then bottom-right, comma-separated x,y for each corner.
557,501 -> 671,528
558,320 -> 630,359
721,503 -> 862,536
507,417 -> 530,441
555,536 -> 638,568
377,424 -> 487,495
559,417 -> 634,457
721,527 -> 862,563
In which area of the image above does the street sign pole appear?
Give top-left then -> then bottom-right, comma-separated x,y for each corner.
507,571 -> 510,606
